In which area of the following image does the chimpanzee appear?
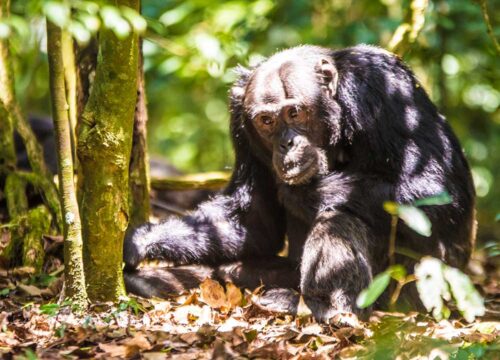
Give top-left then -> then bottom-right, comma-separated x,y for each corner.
123,45 -> 475,322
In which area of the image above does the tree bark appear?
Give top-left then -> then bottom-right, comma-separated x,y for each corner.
0,0 -> 16,176
22,205 -> 52,274
0,173 -> 28,267
62,31 -> 78,166
78,0 -> 139,302
47,21 -> 88,308
128,41 -> 151,228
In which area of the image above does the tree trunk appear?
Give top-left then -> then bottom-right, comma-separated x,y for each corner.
46,21 -> 88,308
62,31 -> 78,166
78,0 -> 140,302
0,1 -> 61,231
0,0 -> 16,176
128,41 -> 151,228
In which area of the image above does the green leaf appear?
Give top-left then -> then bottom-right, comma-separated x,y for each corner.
0,288 -> 10,296
6,15 -> 30,39
55,324 -> 66,338
73,0 -> 99,15
77,13 -> 101,33
398,205 -> 432,237
100,6 -> 130,39
356,271 -> 391,309
495,213 -> 500,222
444,266 -> 485,322
0,22 -> 11,39
40,303 -> 60,317
159,3 -> 193,27
413,191 -> 452,207
415,257 -> 449,321
387,264 -> 407,281
44,1 -> 71,28
69,21 -> 92,45
121,7 -> 147,33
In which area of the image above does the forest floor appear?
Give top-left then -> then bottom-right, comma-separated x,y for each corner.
0,250 -> 499,359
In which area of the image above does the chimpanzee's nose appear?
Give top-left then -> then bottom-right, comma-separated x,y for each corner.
279,131 -> 296,152
280,138 -> 294,152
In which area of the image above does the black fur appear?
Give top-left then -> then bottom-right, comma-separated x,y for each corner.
124,45 -> 475,322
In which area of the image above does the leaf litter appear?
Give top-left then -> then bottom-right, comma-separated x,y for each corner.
0,268 -> 498,359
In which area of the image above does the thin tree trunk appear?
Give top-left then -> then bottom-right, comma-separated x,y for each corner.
0,0 -> 16,176
128,41 -> 151,228
47,21 -> 88,308
78,0 -> 140,302
62,31 -> 78,166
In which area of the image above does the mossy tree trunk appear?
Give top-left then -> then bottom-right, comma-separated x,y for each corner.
47,21 -> 88,308
78,0 -> 140,302
0,1 -> 55,269
0,0 -> 61,231
128,41 -> 151,228
0,1 -> 16,176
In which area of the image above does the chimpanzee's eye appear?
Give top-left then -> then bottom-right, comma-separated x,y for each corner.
260,115 -> 273,126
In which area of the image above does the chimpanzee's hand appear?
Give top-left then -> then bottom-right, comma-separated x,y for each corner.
123,223 -> 153,269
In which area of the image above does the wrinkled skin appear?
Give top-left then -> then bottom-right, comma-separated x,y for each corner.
123,45 -> 475,323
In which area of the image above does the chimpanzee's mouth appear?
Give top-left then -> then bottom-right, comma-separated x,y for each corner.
277,158 -> 318,185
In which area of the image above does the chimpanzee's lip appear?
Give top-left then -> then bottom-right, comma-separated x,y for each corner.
278,158 -> 317,185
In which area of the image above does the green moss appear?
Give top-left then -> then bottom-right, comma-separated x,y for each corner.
22,205 -> 51,273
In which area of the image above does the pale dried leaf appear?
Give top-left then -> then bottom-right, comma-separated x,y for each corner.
225,282 -> 243,308
200,278 -> 227,309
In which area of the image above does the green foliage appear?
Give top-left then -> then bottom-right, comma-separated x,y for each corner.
357,257 -> 485,322
39,302 -> 61,316
415,257 -> 485,322
356,265 -> 406,308
117,297 -> 147,315
383,192 -> 452,237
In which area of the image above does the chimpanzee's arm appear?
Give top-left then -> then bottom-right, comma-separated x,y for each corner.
123,162 -> 285,269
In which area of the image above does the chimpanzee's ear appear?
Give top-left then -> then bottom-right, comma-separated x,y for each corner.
315,58 -> 338,98
230,65 -> 252,104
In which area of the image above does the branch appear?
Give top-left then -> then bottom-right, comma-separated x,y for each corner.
151,171 -> 231,191
477,0 -> 500,54
388,0 -> 429,56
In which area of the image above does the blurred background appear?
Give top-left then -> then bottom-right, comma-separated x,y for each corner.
9,0 -> 500,245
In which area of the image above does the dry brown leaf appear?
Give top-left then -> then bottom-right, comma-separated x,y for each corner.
121,332 -> 152,353
17,284 -> 43,297
200,278 -> 227,309
98,342 -> 127,358
179,332 -> 199,345
296,295 -> 312,317
143,352 -> 169,360
225,282 -> 243,308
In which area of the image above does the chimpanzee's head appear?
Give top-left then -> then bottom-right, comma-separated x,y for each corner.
231,47 -> 342,185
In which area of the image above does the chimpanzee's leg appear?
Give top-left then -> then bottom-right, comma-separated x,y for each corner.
300,211 -> 373,322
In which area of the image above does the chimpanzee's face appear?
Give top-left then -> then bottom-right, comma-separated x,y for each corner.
243,56 -> 338,185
